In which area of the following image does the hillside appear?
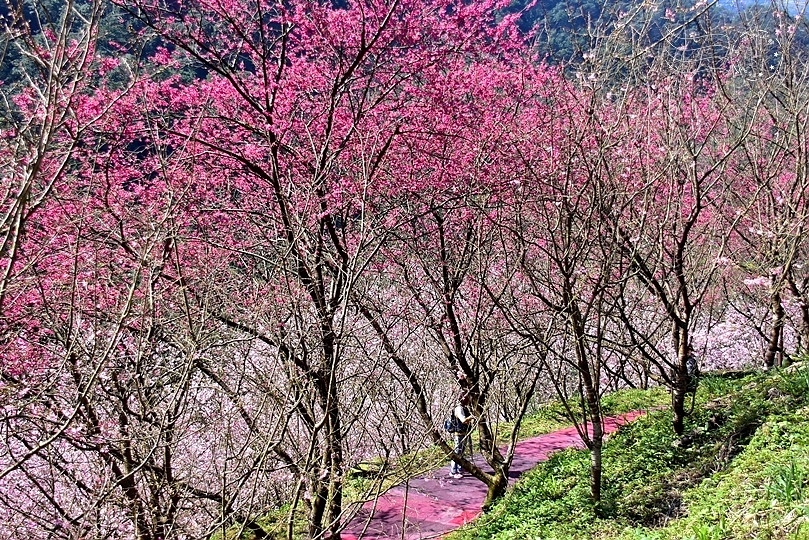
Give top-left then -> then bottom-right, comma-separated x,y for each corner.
7,0 -> 809,537
448,364 -> 809,540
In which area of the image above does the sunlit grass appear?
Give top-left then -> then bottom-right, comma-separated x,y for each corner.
450,363 -> 809,540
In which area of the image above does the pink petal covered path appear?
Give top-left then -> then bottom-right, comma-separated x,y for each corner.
341,411 -> 647,540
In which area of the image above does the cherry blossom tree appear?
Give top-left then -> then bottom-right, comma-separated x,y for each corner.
722,6 -> 809,367
351,32 -> 553,509
0,0 -> 133,371
1,71 -> 309,537
101,0 -> 529,534
9,0 -> 809,537
482,64 -> 642,502
607,77 -> 754,434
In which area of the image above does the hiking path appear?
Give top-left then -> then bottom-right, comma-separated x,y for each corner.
341,410 -> 647,540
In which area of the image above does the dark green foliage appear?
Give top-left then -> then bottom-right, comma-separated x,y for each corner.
766,460 -> 806,504
504,0 -> 722,64
505,0 -> 613,62
776,364 -> 809,399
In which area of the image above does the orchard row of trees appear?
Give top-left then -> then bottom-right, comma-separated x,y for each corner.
2,0 -> 809,538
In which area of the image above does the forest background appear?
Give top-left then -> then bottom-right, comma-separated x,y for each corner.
2,0 -> 809,538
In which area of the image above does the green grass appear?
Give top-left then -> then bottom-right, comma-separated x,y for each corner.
449,363 -> 809,540
209,504 -> 307,540
600,386 -> 670,416
494,385 -> 670,444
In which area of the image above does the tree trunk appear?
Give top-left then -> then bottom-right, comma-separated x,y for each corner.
787,275 -> 809,355
474,402 -> 511,510
482,466 -> 509,511
590,439 -> 602,504
672,384 -> 686,435
326,400 -> 344,538
672,332 -> 689,436
764,288 -> 784,369
672,348 -> 687,435
583,387 -> 605,503
672,334 -> 686,436
308,475 -> 328,538
567,288 -> 605,502
798,299 -> 809,354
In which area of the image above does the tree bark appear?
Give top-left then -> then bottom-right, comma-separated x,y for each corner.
672,334 -> 689,436
787,275 -> 809,353
566,281 -> 605,502
482,465 -> 509,511
590,439 -> 602,504
764,287 -> 784,369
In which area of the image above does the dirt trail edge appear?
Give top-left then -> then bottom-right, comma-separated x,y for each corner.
341,410 -> 647,540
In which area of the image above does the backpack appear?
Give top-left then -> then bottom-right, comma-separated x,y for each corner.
686,354 -> 699,378
686,354 -> 699,392
443,408 -> 468,433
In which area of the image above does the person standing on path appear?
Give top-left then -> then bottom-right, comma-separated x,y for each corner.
448,393 -> 475,478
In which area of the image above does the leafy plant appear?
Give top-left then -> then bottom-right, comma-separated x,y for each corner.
767,460 -> 807,504
690,519 -> 727,540
777,364 -> 809,398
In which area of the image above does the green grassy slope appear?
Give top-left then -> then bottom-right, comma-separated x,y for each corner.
450,363 -> 809,540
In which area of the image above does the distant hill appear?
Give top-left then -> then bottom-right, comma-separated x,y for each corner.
507,0 -> 809,64
717,0 -> 809,15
